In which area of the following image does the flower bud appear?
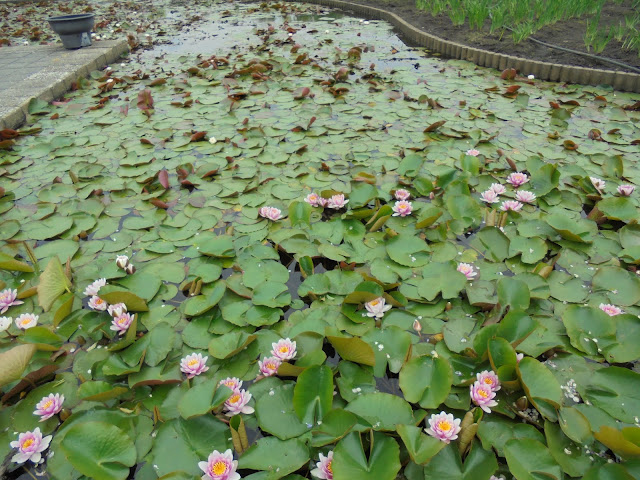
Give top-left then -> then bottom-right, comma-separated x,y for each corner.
59,408 -> 72,422
516,396 -> 529,411
125,264 -> 136,275
413,318 -> 422,333
115,255 -> 129,269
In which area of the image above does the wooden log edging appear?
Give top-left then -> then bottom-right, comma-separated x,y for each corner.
289,0 -> 640,93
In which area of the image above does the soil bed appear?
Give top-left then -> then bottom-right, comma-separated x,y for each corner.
336,0 -> 640,73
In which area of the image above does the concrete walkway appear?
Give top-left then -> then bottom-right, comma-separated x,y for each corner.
0,40 -> 129,130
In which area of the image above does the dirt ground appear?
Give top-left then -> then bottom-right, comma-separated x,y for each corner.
344,0 -> 640,73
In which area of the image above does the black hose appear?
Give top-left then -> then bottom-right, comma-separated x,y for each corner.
502,25 -> 640,74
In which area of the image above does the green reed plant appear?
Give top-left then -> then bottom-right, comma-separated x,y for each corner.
466,0 -> 490,30
612,24 -> 625,43
622,31 -> 640,56
489,7 -> 505,34
624,13 -> 638,30
447,0 -> 466,26
511,21 -> 534,44
415,0 -> 640,54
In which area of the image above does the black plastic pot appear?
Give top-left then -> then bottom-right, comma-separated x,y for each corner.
47,14 -> 95,49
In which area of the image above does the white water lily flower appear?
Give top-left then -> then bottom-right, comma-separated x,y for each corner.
365,297 -> 392,319
590,176 -> 605,191
0,316 -> 12,331
15,314 -> 38,330
84,278 -> 106,297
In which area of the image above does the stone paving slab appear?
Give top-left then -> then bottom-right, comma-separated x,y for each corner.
0,40 -> 129,130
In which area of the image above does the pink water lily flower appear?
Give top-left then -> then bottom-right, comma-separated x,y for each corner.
515,190 -> 536,203
506,172 -> 529,187
83,278 -> 106,296
10,428 -> 52,464
618,185 -> 635,196
224,389 -> 254,416
33,393 -> 64,421
219,377 -> 242,392
470,381 -> 498,413
304,193 -> 324,207
327,194 -> 349,209
392,200 -> 413,217
271,338 -> 297,360
480,189 -> 499,204
110,312 -> 134,335
258,356 -> 282,377
425,412 -> 461,444
15,313 -> 38,330
466,149 -> 480,156
365,297 -> 392,319
0,316 -> 12,331
107,303 -> 127,317
88,295 -> 108,311
599,303 -> 623,316
476,370 -> 501,392
516,353 -> 524,363
0,289 -> 23,314
457,263 -> 477,280
490,183 -> 506,195
311,451 -> 333,479
180,353 -> 209,378
500,200 -> 523,212
259,206 -> 282,221
199,449 -> 241,480
590,177 -> 605,191
394,189 -> 411,201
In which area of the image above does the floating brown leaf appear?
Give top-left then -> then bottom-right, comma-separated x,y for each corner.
623,101 -> 640,111
150,198 -> 169,209
500,68 -> 517,80
158,169 -> 169,188
293,87 -> 310,99
190,131 -> 207,142
424,120 -> 446,133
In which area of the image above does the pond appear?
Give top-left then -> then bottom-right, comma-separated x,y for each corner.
1,0 -> 640,479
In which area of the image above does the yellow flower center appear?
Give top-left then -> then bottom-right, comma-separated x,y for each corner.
438,420 -> 452,431
118,317 -> 128,325
230,394 -> 240,404
279,346 -> 289,353
266,361 -> 276,369
96,298 -> 104,305
478,388 -> 488,398
212,461 -> 228,475
483,378 -> 494,386
21,317 -> 32,326
188,359 -> 199,367
370,299 -> 379,306
326,461 -> 333,474
42,399 -> 53,409
22,438 -> 34,449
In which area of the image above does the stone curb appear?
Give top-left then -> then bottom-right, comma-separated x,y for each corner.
0,40 -> 130,130
289,0 -> 640,93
